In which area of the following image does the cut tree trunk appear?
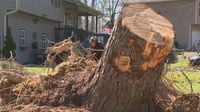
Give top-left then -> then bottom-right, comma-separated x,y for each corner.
90,4 -> 174,112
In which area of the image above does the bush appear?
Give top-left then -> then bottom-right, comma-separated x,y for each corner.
2,27 -> 16,58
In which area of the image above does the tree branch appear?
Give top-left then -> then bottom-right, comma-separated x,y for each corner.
180,71 -> 193,93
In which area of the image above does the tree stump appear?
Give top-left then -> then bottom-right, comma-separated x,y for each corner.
91,4 -> 174,112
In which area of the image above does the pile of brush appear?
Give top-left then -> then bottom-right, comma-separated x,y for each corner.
0,39 -> 96,111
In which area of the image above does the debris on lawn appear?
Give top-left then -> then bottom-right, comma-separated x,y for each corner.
0,38 -> 97,111
0,60 -> 95,110
0,60 -> 23,71
46,37 -> 96,76
0,104 -> 90,112
171,94 -> 200,112
0,37 -> 199,111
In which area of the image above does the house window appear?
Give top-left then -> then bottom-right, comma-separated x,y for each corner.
32,32 -> 37,39
51,0 -> 61,7
20,29 -> 26,47
42,33 -> 47,49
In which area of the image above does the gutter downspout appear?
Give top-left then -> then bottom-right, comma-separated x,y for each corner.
195,0 -> 199,24
2,0 -> 20,59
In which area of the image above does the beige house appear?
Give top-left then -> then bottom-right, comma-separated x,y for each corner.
129,0 -> 200,50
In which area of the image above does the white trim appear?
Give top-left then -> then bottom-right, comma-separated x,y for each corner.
20,29 -> 26,47
42,33 -> 47,49
4,0 -> 20,37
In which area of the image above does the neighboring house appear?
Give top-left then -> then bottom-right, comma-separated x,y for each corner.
0,0 -> 102,64
128,0 -> 200,50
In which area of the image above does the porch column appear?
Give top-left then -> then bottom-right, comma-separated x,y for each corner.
75,5 -> 78,29
96,16 -> 98,33
86,16 -> 88,31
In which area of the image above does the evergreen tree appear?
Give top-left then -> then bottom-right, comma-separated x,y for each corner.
2,27 -> 16,58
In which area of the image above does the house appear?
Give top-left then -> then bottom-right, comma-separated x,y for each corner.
128,0 -> 200,50
0,0 -> 102,64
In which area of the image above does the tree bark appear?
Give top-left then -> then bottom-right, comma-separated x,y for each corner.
90,4 -> 174,112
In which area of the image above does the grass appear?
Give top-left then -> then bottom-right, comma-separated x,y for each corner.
25,66 -> 51,75
24,53 -> 200,93
165,53 -> 200,93
170,58 -> 189,68
164,71 -> 200,93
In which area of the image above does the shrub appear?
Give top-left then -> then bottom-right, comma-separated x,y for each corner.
2,27 -> 16,58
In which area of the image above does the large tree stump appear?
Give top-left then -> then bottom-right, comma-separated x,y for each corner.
91,4 -> 174,112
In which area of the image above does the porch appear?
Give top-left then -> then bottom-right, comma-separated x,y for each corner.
55,0 -> 102,46
55,25 -> 94,47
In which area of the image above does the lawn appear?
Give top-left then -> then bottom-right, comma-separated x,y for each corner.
25,66 -> 51,75
164,71 -> 200,93
24,53 -> 200,93
165,52 -> 200,93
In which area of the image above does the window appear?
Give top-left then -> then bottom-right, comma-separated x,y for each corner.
20,29 -> 26,47
32,32 -> 37,39
51,0 -> 61,8
42,33 -> 47,49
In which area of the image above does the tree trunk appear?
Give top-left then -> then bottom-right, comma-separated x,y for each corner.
90,4 -> 174,112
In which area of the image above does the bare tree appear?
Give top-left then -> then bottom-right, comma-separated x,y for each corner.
99,0 -> 128,28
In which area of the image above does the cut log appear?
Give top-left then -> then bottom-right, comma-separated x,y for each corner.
91,4 -> 174,112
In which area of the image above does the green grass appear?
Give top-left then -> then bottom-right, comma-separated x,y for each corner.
166,55 -> 200,93
164,71 -> 200,93
25,67 -> 51,75
170,58 -> 189,68
24,54 -> 200,93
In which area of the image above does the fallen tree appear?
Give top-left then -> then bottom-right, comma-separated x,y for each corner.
0,3 -> 200,112
90,4 -> 174,112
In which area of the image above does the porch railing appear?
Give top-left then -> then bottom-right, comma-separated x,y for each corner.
55,25 -> 94,47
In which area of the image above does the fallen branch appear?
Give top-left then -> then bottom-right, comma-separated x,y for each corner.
180,71 -> 193,93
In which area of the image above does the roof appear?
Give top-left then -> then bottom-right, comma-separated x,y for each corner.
64,0 -> 103,16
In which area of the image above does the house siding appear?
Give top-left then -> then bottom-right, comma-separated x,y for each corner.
197,0 -> 200,23
0,0 -> 16,11
19,0 -> 65,22
146,0 -> 196,49
0,0 -> 16,37
8,12 -> 59,64
0,11 -> 4,34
